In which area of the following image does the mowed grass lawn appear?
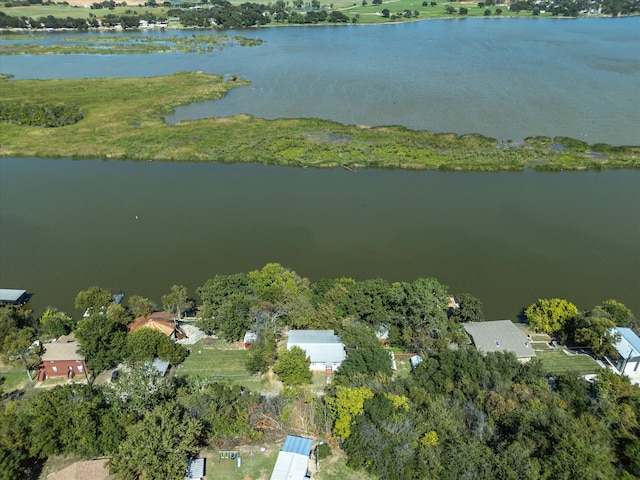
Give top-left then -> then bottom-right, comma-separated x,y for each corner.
176,340 -> 254,380
0,363 -> 33,394
536,350 -> 601,376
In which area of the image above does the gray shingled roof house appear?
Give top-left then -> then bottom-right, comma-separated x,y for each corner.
287,330 -> 346,373
464,320 -> 536,362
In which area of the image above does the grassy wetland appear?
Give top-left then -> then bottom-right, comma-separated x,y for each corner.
0,34 -> 263,55
1,72 -> 638,170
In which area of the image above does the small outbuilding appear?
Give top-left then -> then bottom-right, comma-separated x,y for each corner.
287,330 -> 346,374
464,320 -> 536,362
185,457 -> 206,480
270,435 -> 313,480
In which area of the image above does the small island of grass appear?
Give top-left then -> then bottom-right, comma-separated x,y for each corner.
1,72 -> 638,171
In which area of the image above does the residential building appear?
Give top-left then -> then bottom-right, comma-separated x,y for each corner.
287,330 -> 346,374
37,338 -> 87,381
611,327 -> 640,375
464,320 -> 536,362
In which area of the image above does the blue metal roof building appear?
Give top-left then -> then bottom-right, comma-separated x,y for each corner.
270,435 -> 313,480
612,327 -> 640,375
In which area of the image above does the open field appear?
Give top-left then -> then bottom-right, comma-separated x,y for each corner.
0,0 -> 575,27
535,349 -> 601,376
176,339 -> 254,379
2,73 -> 637,171
0,34 -> 262,55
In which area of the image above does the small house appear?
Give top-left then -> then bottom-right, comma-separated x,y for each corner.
611,327 -> 640,375
37,339 -> 87,381
270,435 -> 313,480
287,330 -> 346,374
463,320 -> 536,362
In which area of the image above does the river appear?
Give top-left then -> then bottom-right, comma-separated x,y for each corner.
1,159 -> 638,319
0,18 -> 639,318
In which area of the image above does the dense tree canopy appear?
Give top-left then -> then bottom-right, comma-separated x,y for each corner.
525,298 -> 578,335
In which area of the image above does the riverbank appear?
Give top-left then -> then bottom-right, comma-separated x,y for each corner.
1,72 -> 638,170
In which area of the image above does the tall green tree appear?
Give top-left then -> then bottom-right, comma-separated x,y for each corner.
449,293 -> 485,323
39,309 -> 74,338
273,346 -> 312,385
1,327 -> 40,380
161,285 -> 193,320
127,295 -> 154,318
573,307 -> 619,357
525,298 -> 578,335
75,309 -> 128,377
74,286 -> 113,313
108,402 -> 203,480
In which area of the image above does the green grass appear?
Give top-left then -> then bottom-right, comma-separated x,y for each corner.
0,363 -> 33,394
176,339 -> 255,381
202,445 -> 280,480
1,72 -> 637,171
535,349 -> 601,376
0,34 -> 262,55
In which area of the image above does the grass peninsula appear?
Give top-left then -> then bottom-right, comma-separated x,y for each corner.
1,72 -> 638,171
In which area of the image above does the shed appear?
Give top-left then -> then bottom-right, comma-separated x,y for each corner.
464,320 -> 536,362
287,330 -> 346,373
270,435 -> 313,480
185,458 -> 206,480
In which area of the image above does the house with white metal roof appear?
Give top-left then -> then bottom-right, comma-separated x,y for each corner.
463,320 -> 536,362
287,330 -> 346,373
611,327 -> 640,375
270,435 -> 313,480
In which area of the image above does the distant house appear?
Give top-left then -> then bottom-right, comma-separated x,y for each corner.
0,288 -> 31,305
464,320 -> 536,362
287,330 -> 346,374
611,327 -> 640,375
37,338 -> 87,381
128,312 -> 187,341
270,435 -> 313,480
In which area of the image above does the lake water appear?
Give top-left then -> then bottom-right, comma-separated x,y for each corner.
1,159 -> 638,319
2,18 -> 639,144
0,18 -> 639,319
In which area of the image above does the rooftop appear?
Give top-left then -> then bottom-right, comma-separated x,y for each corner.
464,320 -> 536,359
287,330 -> 346,365
613,327 -> 640,357
41,341 -> 84,362
0,288 -> 29,304
270,435 -> 313,480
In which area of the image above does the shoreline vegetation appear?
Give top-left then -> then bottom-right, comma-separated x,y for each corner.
0,0 -> 638,32
0,33 -> 263,55
1,72 -> 638,171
